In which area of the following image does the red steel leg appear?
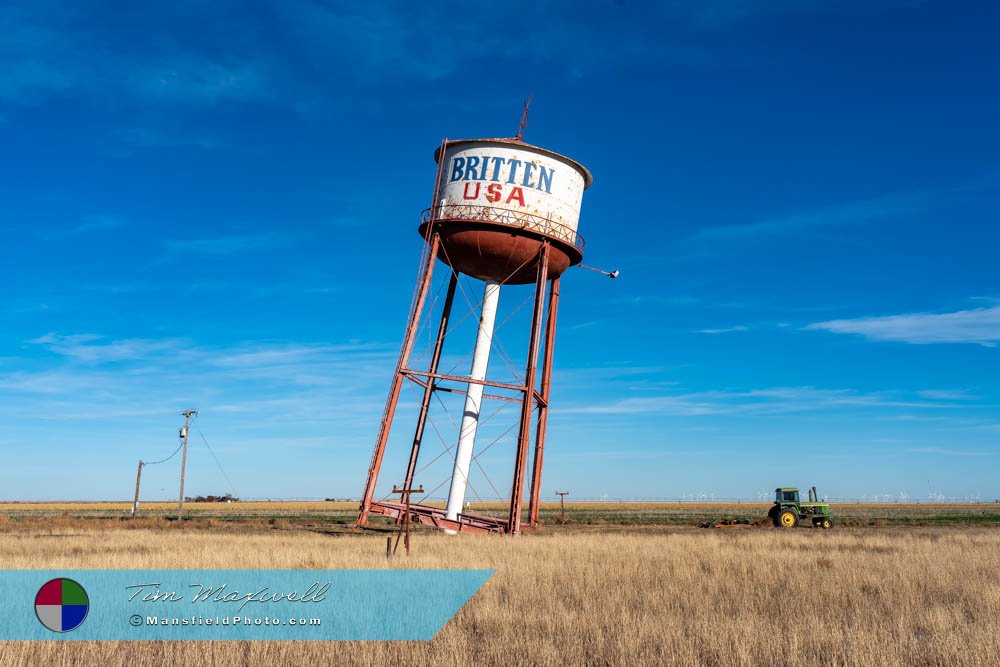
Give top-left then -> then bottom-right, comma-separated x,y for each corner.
528,276 -> 560,527
507,244 -> 550,535
401,272 -> 458,499
358,233 -> 441,526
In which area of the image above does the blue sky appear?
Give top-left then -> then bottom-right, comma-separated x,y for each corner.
2,1 -> 999,502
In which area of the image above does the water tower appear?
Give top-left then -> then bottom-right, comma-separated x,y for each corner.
357,130 -> 592,535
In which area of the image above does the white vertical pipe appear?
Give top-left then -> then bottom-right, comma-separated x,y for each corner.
445,280 -> 501,525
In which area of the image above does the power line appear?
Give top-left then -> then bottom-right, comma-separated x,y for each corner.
193,421 -> 238,497
142,440 -> 184,466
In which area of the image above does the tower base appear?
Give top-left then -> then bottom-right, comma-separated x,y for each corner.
368,500 -> 508,535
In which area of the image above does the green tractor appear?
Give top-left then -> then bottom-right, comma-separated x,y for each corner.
769,486 -> 834,529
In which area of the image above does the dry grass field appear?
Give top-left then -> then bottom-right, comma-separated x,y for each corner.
3,500 -> 999,526
1,505 -> 999,666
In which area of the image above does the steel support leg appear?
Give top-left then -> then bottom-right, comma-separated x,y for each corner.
400,272 -> 458,504
528,276 -> 560,527
507,245 -> 550,535
358,234 -> 441,526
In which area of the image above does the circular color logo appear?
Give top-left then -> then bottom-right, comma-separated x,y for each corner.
35,578 -> 89,633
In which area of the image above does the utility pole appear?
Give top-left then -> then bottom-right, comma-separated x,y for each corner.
390,484 -> 424,556
555,491 -> 569,522
177,409 -> 197,520
131,460 -> 143,518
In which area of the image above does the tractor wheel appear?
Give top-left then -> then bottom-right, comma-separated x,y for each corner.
821,518 -> 834,529
779,510 -> 799,528
768,505 -> 781,527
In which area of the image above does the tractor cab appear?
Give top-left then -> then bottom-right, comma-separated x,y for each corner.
776,488 -> 799,504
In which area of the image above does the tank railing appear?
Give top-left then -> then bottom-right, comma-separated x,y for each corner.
422,204 -> 585,253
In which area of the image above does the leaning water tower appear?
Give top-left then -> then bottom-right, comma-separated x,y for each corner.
357,123 -> 592,535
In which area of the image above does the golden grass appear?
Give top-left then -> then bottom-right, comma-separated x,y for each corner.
1,525 -> 999,666
5,500 -> 994,511
4,500 -> 995,517
0,501 -> 358,512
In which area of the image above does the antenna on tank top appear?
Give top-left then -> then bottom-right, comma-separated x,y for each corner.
515,94 -> 532,142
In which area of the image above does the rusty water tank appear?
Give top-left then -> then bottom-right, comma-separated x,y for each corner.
418,138 -> 592,284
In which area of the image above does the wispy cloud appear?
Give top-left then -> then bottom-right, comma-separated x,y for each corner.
10,332 -> 396,425
806,305 -> 1000,347
0,1 -> 719,110
73,214 -> 124,234
552,365 -> 682,385
163,233 -> 292,256
114,127 -> 224,150
273,0 -> 714,86
130,58 -> 273,105
908,447 -> 995,457
0,368 -> 120,395
46,214 -> 125,239
0,0 -> 943,113
616,295 -> 702,307
691,189 -> 937,242
917,389 -> 979,401
28,333 -> 188,364
0,5 -> 77,104
689,175 -> 999,244
0,4 -> 276,108
557,385 -> 961,417
672,0 -> 926,29
698,325 -> 749,334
